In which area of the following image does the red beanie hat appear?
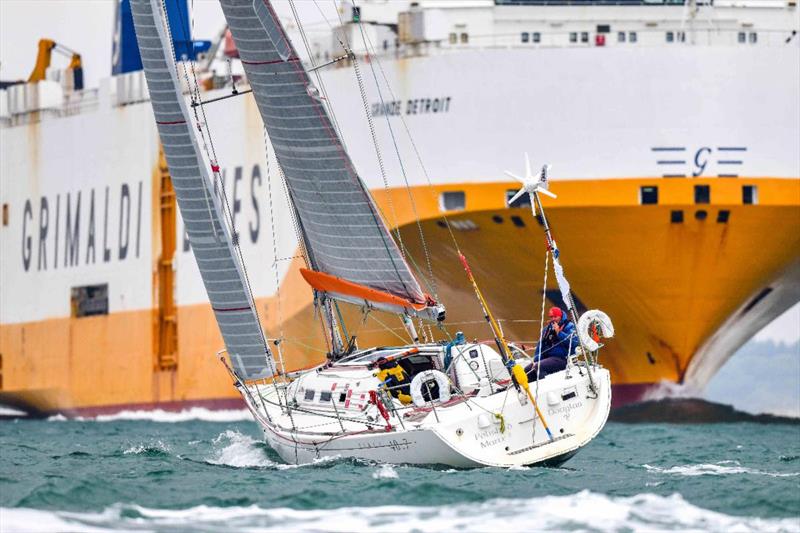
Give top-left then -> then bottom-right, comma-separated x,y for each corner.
548,307 -> 563,320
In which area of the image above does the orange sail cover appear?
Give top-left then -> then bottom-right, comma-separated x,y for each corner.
300,269 -> 431,314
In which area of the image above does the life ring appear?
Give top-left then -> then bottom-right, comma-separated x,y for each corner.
577,309 -> 615,352
410,370 -> 452,408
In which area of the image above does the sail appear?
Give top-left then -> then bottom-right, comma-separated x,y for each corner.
218,0 -> 441,321
130,0 -> 275,380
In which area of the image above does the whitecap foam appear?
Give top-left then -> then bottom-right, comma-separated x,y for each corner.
47,407 -> 253,423
123,440 -> 171,456
206,430 -> 342,470
208,429 -> 278,469
2,491 -> 798,532
643,462 -> 800,478
372,464 -> 399,479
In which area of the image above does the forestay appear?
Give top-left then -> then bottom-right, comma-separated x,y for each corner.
218,0 -> 440,320
130,0 -> 275,380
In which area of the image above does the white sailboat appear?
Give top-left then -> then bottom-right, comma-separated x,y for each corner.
131,0 -> 614,468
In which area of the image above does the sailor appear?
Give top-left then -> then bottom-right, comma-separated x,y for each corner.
526,306 -> 576,381
374,357 -> 413,405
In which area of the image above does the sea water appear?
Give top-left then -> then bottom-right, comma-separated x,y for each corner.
1,411 -> 798,532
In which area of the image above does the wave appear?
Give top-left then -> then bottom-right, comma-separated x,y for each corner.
643,461 -> 800,478
46,407 -> 254,423
206,430 -> 340,470
372,464 -> 399,479
123,440 -> 172,456
2,491 -> 798,532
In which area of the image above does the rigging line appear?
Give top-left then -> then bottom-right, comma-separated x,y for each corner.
287,0 -> 348,151
274,1 -> 410,304
532,250 -> 549,443
170,1 -> 274,373
159,0 -> 217,243
353,33 -> 464,260
352,8 -> 438,300
316,0 -> 405,256
350,54 -> 412,265
369,312 -> 413,345
313,0 -> 421,303
264,128 -> 291,391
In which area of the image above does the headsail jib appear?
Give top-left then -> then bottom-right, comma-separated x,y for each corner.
130,0 -> 275,380
218,0 -> 444,322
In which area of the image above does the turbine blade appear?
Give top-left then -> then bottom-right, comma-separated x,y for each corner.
504,170 -> 524,182
508,189 -> 526,205
539,189 -> 558,199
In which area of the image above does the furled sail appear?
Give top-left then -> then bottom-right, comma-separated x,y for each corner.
218,0 -> 442,321
131,0 -> 275,379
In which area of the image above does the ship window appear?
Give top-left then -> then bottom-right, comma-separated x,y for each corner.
304,389 -> 315,401
694,185 -> 710,204
511,215 -> 526,227
717,210 -> 730,223
597,24 -> 610,34
320,391 -> 332,403
569,32 -> 577,43
383,39 -> 389,50
521,32 -> 530,43
695,209 -> 708,221
639,186 -> 658,205
670,210 -> 683,223
338,392 -> 347,403
629,32 -> 637,43
749,32 -> 758,44
618,32 -> 626,43
2,204 -> 7,226
742,185 -> 758,205
70,284 -> 109,318
532,32 -> 541,43
738,32 -> 746,43
581,32 -> 589,43
440,191 -> 465,211
506,189 -> 531,208
492,215 -> 504,224
666,31 -> 674,43
460,32 -> 469,44
449,32 -> 457,44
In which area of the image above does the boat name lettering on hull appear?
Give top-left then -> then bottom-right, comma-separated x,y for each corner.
474,427 -> 505,448
356,438 -> 413,451
371,96 -> 452,117
548,400 -> 583,418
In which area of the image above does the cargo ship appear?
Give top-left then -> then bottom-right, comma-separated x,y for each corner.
1,0 -> 798,416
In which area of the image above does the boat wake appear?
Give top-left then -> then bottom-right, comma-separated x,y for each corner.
46,407 -> 254,423
2,491 -> 798,532
206,430 -> 341,471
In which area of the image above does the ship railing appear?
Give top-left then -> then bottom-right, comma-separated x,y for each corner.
330,26 -> 799,63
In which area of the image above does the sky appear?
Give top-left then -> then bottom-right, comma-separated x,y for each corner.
1,0 -> 799,347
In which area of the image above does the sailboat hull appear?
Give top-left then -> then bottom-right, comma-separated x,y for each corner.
247,367 -> 611,468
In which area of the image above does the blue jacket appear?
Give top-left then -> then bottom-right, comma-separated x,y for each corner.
535,314 -> 576,361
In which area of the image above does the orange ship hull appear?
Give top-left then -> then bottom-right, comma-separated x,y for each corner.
2,177 -> 798,416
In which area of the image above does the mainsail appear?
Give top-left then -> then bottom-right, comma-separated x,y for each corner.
131,0 -> 275,379
218,0 -> 442,321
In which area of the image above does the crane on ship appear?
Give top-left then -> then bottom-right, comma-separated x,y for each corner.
27,38 -> 83,90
